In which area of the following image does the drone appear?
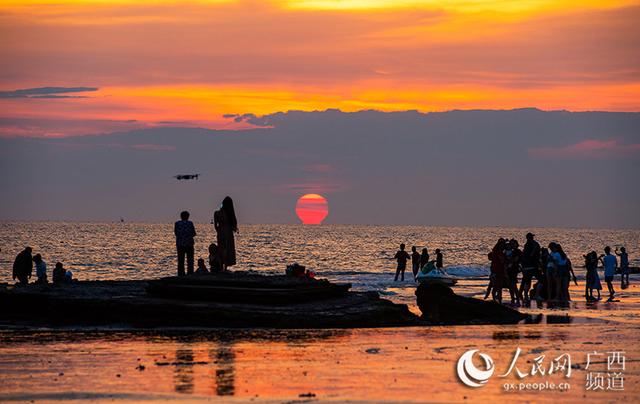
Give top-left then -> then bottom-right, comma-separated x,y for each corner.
174,174 -> 200,181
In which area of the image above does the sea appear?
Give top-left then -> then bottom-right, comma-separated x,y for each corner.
1,222 -> 639,402
0,222 -> 638,309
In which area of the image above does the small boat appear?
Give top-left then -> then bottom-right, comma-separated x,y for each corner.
416,261 -> 458,286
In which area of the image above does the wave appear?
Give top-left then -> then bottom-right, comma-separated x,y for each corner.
319,266 -> 490,279
444,265 -> 490,278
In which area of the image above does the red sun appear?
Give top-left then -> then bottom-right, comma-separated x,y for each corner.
295,194 -> 329,225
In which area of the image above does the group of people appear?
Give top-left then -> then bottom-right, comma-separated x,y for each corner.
12,246 -> 73,285
173,196 -> 238,276
485,232 -> 630,305
393,243 -> 443,281
584,246 -> 629,302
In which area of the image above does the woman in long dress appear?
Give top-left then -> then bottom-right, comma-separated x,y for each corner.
214,196 -> 238,270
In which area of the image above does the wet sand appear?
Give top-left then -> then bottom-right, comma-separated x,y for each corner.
1,278 -> 639,403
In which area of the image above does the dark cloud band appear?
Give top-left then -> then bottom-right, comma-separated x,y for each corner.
0,86 -> 98,99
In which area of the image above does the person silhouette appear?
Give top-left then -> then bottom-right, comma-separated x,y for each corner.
214,196 -> 238,271
600,246 -> 617,302
33,253 -> 47,284
616,247 -> 629,288
435,249 -> 444,269
12,247 -> 33,285
520,233 -> 541,305
419,248 -> 430,270
53,262 -> 66,284
208,243 -> 223,273
393,243 -> 410,281
174,211 -> 196,276
411,246 -> 421,281
195,258 -> 209,274
584,251 -> 601,301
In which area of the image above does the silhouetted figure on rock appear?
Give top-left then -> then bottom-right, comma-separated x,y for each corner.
208,243 -> 222,273
214,196 -> 238,271
174,210 -> 196,276
53,262 -> 67,284
195,258 -> 209,274
33,253 -> 47,284
13,247 -> 33,285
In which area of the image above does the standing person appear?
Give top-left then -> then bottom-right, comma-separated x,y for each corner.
12,247 -> 33,285
616,247 -> 630,289
393,243 -> 410,281
33,254 -> 47,284
505,239 -> 522,306
174,210 -> 196,276
419,248 -> 430,271
520,233 -> 541,305
538,247 -> 550,301
411,246 -> 421,281
488,238 -> 507,303
435,249 -> 444,269
557,243 -> 577,302
214,196 -> 238,271
584,251 -> 602,301
600,246 -> 618,302
546,243 -> 558,302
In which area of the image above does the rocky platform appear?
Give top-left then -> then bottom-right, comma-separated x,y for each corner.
0,272 -> 419,329
416,282 -> 528,325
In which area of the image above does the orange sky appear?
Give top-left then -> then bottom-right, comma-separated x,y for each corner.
1,0 -> 639,136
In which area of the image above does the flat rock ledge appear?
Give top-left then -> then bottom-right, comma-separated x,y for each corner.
0,276 -> 419,329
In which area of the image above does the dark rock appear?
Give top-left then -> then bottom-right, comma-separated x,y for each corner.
0,273 -> 419,329
147,272 -> 351,304
415,282 -> 528,325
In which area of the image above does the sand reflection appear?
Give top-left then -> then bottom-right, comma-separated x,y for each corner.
211,345 -> 235,396
173,348 -> 195,394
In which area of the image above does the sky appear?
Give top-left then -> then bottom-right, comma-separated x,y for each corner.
1,109 -> 639,227
1,0 -> 639,137
0,1 -> 639,226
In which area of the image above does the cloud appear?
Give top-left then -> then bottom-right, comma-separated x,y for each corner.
0,117 -> 144,138
58,142 -> 175,152
1,109 -> 638,227
223,113 -> 271,126
0,87 -> 98,99
529,139 -> 640,159
274,180 -> 348,194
